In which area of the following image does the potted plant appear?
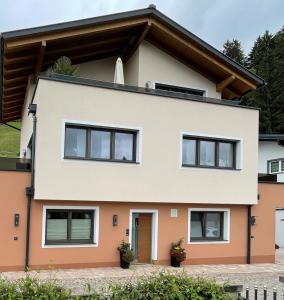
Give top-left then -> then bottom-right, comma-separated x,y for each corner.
170,239 -> 186,267
117,241 -> 134,269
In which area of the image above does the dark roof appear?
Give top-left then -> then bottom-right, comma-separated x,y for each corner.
1,6 -> 263,85
259,134 -> 284,141
0,5 -> 264,122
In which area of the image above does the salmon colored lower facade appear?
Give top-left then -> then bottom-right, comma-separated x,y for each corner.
0,170 -> 283,271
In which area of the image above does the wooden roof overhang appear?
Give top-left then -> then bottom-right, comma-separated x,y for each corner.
0,6 -> 264,122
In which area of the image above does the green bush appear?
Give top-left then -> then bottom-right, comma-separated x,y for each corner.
109,272 -> 234,300
0,272 -> 234,300
0,276 -> 71,300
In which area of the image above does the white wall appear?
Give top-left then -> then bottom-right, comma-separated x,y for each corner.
276,209 -> 284,248
76,57 -> 116,82
20,41 -> 225,157
32,78 -> 259,204
258,141 -> 284,174
20,78 -> 36,158
137,41 -> 221,99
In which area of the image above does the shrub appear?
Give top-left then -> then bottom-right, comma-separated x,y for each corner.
110,272 -> 234,300
0,275 -> 72,300
0,272 -> 234,299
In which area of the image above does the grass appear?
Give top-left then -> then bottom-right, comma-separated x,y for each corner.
0,121 -> 21,157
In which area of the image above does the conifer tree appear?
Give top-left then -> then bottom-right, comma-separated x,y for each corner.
222,39 -> 247,66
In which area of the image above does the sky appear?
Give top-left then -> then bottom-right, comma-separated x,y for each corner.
0,0 -> 283,54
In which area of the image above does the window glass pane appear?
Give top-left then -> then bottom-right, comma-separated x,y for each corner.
281,161 -> 284,172
191,212 -> 203,238
205,213 -> 221,238
200,141 -> 215,166
46,211 -> 68,240
65,127 -> 86,157
91,130 -> 111,159
271,161 -> 279,173
71,211 -> 92,240
219,142 -> 233,168
182,139 -> 196,165
115,132 -> 134,161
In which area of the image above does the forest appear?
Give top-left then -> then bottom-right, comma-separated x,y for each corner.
222,26 -> 284,133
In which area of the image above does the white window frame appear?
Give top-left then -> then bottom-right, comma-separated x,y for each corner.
42,205 -> 99,248
269,159 -> 284,174
129,209 -> 158,260
61,120 -> 143,165
180,131 -> 243,170
188,208 -> 230,244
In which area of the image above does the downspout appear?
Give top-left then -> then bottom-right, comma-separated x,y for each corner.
247,205 -> 252,264
25,104 -> 37,271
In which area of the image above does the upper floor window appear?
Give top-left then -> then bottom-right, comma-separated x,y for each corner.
65,124 -> 138,163
182,135 -> 237,169
155,83 -> 205,97
268,159 -> 284,174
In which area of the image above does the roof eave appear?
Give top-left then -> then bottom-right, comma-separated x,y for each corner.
1,7 -> 264,86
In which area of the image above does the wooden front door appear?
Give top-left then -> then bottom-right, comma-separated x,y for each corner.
137,213 -> 152,263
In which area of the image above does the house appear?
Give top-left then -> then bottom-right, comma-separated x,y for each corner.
258,134 -> 284,249
259,134 -> 284,182
0,6 -> 268,271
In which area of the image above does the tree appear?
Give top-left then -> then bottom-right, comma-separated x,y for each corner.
241,30 -> 284,133
222,39 -> 247,66
48,56 -> 78,76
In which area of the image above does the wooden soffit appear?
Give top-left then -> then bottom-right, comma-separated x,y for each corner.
0,7 -> 263,121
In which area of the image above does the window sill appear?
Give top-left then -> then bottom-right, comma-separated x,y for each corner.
182,164 -> 240,171
64,156 -> 140,165
188,240 -> 229,245
43,243 -> 98,249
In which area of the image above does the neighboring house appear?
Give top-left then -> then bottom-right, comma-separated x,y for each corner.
0,6 -> 268,271
258,134 -> 284,248
259,134 -> 284,182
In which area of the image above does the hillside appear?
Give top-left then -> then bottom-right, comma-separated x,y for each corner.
0,122 -> 21,157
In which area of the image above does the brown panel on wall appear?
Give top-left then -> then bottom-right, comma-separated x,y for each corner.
137,213 -> 152,263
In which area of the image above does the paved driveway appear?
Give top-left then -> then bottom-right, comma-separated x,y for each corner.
2,250 -> 284,298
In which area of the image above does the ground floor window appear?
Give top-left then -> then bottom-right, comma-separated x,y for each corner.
43,206 -> 99,246
188,208 -> 230,243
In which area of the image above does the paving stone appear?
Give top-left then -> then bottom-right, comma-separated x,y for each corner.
1,249 -> 284,299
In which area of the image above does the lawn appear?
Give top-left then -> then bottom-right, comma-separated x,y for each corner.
0,121 -> 21,157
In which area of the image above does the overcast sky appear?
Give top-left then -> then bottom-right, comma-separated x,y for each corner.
0,0 -> 283,53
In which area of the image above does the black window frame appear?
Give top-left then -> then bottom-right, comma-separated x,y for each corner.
64,124 -> 138,164
190,211 -> 225,242
182,135 -> 237,170
45,209 -> 95,245
155,83 -> 205,97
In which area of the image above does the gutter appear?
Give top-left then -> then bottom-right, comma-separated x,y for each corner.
247,205 -> 252,264
24,104 -> 37,271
